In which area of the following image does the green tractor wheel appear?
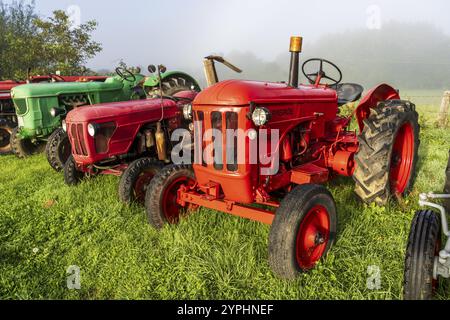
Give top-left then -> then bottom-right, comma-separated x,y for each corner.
45,128 -> 71,172
0,119 -> 15,154
10,127 -> 45,158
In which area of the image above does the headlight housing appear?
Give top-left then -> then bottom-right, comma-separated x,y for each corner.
183,104 -> 193,120
50,108 -> 57,117
62,120 -> 67,132
50,107 -> 66,117
87,123 -> 99,137
251,107 -> 271,126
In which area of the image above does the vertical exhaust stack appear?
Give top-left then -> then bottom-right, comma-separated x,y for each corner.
288,36 -> 303,88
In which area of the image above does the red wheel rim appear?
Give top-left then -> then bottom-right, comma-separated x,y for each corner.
390,122 -> 414,194
134,170 -> 156,203
296,205 -> 330,270
162,176 -> 195,223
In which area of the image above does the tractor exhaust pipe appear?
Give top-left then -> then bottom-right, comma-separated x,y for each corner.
288,36 -> 303,88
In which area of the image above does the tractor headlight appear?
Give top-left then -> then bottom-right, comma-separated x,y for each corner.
50,107 -> 66,118
62,120 -> 67,132
252,107 -> 271,126
183,104 -> 193,120
87,123 -> 99,137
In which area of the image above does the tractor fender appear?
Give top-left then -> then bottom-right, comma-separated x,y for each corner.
355,83 -> 400,132
143,71 -> 201,90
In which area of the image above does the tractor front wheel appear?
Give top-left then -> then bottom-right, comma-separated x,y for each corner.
353,100 -> 420,205
0,119 -> 15,154
145,165 -> 196,229
268,184 -> 337,279
45,128 -> 71,172
10,127 -> 45,158
404,210 -> 442,300
118,158 -> 164,204
63,156 -> 85,186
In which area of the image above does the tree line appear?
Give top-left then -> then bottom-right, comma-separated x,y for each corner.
0,0 -> 102,80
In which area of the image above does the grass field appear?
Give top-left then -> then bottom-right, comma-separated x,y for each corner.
0,103 -> 449,300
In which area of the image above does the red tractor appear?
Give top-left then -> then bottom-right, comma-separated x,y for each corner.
64,59 -> 242,204
144,37 -> 420,279
0,74 -> 106,154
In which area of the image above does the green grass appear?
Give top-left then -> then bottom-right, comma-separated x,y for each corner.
0,105 -> 449,300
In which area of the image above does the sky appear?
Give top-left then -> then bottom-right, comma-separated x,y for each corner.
20,0 -> 450,71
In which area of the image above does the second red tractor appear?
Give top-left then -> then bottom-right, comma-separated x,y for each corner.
144,37 -> 420,279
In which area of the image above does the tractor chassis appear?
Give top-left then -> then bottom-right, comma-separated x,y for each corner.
178,183 -> 277,225
419,193 -> 450,279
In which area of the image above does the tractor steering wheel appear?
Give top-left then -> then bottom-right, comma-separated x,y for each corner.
115,67 -> 136,83
49,74 -> 66,82
302,58 -> 342,87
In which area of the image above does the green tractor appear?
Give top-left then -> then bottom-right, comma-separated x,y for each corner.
10,67 -> 200,171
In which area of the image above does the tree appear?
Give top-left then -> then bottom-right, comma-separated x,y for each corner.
31,10 -> 102,76
0,1 -> 102,80
0,0 -> 37,79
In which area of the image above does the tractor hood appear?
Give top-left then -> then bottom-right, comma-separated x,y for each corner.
66,98 -> 180,123
0,80 -> 23,93
11,77 -> 125,99
194,80 -> 337,106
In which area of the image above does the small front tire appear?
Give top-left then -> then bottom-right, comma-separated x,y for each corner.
268,184 -> 337,279
63,156 -> 85,186
45,128 -> 71,172
145,165 -> 196,229
10,127 -> 45,158
118,158 -> 164,204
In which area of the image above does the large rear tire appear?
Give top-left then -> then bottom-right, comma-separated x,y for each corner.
353,100 -> 420,205
0,119 -> 15,154
149,75 -> 200,97
10,127 -> 45,158
145,165 -> 196,229
404,210 -> 441,300
118,158 -> 164,204
268,184 -> 337,279
45,128 -> 71,172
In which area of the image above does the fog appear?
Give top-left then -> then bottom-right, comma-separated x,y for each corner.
28,0 -> 450,89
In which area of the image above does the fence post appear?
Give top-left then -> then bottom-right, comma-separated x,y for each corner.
438,91 -> 450,128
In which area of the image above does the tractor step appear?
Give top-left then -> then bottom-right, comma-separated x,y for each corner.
290,163 -> 329,185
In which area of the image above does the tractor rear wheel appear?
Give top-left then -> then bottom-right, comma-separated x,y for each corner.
353,100 -> 420,205
268,184 -> 337,279
10,127 -> 45,158
145,164 -> 196,229
45,128 -> 71,172
64,156 -> 85,186
118,158 -> 164,204
404,210 -> 441,300
0,119 -> 15,154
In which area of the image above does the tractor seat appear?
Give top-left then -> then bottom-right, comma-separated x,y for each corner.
336,83 -> 364,106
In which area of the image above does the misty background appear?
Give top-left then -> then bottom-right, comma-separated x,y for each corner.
12,0 -> 450,90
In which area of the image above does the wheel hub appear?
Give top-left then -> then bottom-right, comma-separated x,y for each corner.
389,122 -> 414,194
296,205 -> 330,270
